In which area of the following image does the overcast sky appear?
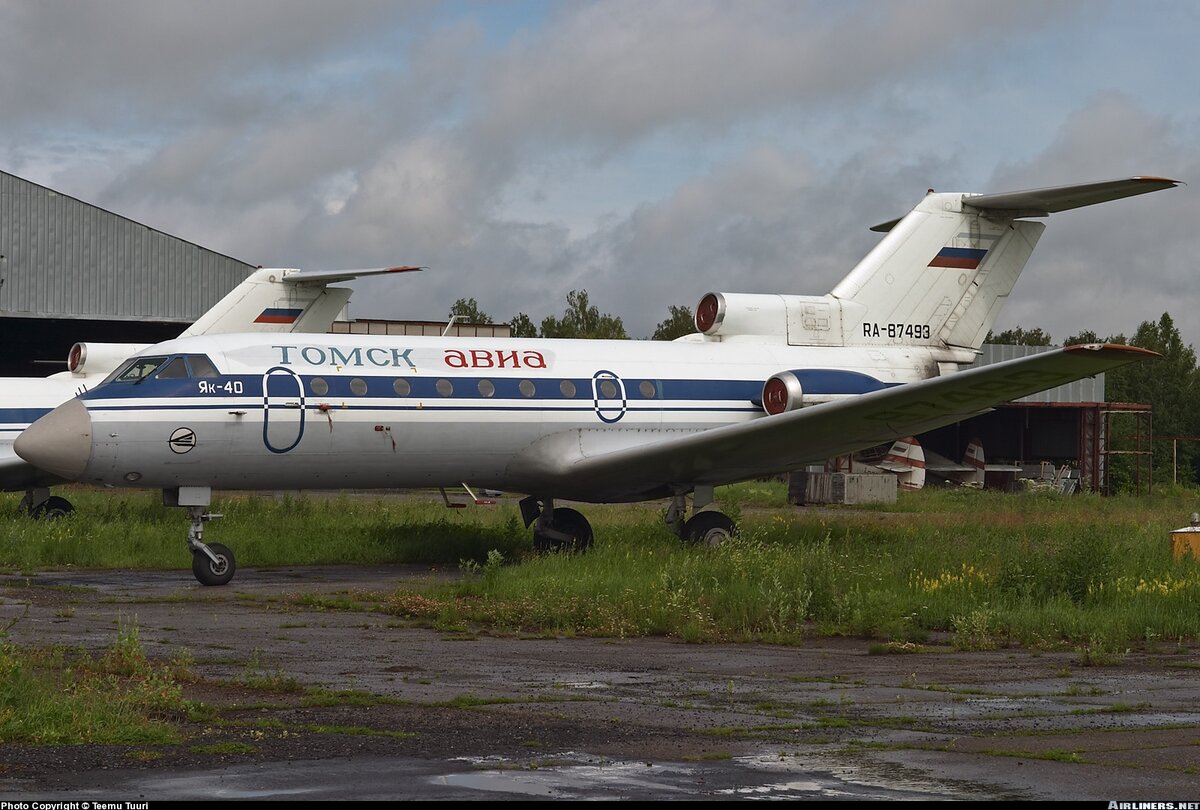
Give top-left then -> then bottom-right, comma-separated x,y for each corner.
2,0 -> 1196,345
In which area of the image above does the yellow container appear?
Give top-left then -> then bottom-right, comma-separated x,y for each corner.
1171,528 -> 1200,560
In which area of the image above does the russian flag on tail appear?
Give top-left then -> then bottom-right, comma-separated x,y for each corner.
255,307 -> 304,324
928,247 -> 987,269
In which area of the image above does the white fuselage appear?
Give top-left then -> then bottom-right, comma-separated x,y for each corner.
66,332 -> 952,499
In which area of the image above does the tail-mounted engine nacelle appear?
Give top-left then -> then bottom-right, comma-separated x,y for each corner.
762,371 -> 804,415
695,292 -> 788,338
67,342 -> 151,376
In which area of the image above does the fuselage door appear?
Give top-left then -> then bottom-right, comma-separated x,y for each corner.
262,367 -> 305,453
591,370 -> 627,424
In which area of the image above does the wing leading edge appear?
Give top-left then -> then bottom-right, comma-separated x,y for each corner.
506,344 -> 1157,502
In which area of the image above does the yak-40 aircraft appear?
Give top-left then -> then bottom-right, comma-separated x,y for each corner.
1,265 -> 419,516
16,177 -> 1178,585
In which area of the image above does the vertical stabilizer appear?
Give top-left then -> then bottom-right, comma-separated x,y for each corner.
962,437 -> 986,488
877,436 -> 926,490
833,192 -> 1042,351
832,177 -> 1179,352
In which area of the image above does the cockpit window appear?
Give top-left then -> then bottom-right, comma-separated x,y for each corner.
156,357 -> 190,379
113,356 -> 168,384
187,354 -> 220,378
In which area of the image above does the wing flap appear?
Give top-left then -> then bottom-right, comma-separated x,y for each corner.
508,344 -> 1156,501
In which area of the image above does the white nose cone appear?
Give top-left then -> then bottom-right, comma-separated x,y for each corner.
14,399 -> 93,481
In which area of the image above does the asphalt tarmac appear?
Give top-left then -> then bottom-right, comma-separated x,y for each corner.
2,565 -> 1199,800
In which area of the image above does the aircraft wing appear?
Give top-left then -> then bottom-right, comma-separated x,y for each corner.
921,449 -> 973,474
509,344 -> 1156,501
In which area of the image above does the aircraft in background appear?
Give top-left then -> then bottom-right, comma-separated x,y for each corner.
15,177 -> 1176,584
1,265 -> 419,516
873,435 -> 1024,489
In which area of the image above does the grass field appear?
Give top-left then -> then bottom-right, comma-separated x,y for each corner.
4,483 -> 1200,651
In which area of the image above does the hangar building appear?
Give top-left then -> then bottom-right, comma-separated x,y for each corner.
0,169 -> 255,376
917,344 -> 1150,494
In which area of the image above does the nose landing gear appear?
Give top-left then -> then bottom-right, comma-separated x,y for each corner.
166,487 -> 238,586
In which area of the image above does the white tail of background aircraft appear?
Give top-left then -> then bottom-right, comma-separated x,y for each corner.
2,265 -> 419,515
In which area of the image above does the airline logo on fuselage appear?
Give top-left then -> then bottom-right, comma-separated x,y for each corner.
271,345 -> 551,371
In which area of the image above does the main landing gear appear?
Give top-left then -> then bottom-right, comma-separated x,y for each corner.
20,488 -> 74,519
518,487 -> 738,554
166,487 -> 237,586
520,496 -> 593,553
664,486 -> 737,547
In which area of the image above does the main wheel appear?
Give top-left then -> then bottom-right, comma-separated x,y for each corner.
192,542 -> 236,586
533,507 -> 594,553
30,496 -> 74,519
683,511 -> 736,547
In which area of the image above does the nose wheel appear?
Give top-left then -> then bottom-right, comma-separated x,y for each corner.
20,489 -> 75,519
192,542 -> 236,586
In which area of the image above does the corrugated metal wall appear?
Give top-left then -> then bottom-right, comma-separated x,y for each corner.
0,170 -> 254,322
972,344 -> 1105,403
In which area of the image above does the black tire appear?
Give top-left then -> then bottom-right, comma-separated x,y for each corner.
192,542 -> 236,586
30,496 -> 74,519
532,507 -> 594,553
683,511 -> 736,547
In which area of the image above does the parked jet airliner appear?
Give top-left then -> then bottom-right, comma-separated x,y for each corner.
16,178 -> 1177,585
1,265 -> 418,516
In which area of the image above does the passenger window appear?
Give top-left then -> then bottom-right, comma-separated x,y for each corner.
639,380 -> 657,399
436,379 -> 453,397
560,380 -> 577,398
155,357 -> 190,379
350,378 -> 368,396
393,378 -> 412,396
478,380 -> 495,398
519,379 -> 536,398
310,377 -> 329,396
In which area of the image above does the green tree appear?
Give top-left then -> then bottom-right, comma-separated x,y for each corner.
1106,313 -> 1200,487
1063,329 -> 1102,346
508,312 -> 537,338
651,305 -> 696,340
448,298 -> 492,324
985,326 -> 1053,345
539,290 -> 627,339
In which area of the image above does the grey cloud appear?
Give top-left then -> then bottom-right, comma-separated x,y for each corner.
473,0 -> 1076,154
987,94 -> 1200,347
0,0 -> 435,130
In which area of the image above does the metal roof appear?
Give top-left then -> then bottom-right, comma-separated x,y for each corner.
1,170 -> 254,322
973,344 -> 1105,403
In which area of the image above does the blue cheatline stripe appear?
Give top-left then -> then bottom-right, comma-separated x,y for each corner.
0,408 -> 54,423
84,403 -> 763,415
79,368 -> 892,403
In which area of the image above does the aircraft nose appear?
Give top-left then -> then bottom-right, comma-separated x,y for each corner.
14,398 -> 93,481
